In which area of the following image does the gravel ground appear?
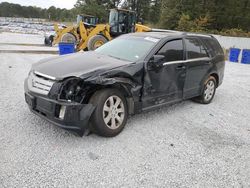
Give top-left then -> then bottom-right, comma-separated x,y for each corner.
1,53 -> 250,186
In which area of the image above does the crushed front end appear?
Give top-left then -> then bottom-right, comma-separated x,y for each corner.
24,71 -> 95,136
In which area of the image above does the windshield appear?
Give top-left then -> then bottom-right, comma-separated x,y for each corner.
109,9 -> 118,26
95,37 -> 159,62
76,15 -> 82,25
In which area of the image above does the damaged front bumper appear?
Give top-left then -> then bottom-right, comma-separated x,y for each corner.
24,80 -> 95,136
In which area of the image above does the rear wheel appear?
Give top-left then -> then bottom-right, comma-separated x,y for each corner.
61,33 -> 77,44
89,89 -> 128,137
194,76 -> 217,104
87,35 -> 108,51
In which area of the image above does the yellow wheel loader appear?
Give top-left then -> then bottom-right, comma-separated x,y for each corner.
52,9 -> 151,51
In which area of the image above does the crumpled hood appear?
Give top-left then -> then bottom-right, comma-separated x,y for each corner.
32,51 -> 132,80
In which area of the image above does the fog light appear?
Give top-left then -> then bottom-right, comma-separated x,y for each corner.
59,106 -> 66,119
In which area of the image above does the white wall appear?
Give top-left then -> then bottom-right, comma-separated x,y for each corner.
212,35 -> 250,63
214,35 -> 250,50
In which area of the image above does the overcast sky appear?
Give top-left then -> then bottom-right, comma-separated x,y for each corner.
0,0 -> 77,9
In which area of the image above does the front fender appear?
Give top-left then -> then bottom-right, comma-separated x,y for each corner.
85,76 -> 142,115
88,76 -> 136,87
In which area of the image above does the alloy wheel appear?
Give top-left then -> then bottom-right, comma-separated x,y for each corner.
204,80 -> 215,102
102,95 -> 125,130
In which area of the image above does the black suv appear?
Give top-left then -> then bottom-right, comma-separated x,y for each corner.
24,32 -> 225,137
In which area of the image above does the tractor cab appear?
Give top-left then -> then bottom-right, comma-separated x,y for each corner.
109,9 -> 136,37
77,14 -> 99,26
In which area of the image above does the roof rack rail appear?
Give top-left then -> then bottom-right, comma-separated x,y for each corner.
148,29 -> 215,38
150,29 -> 183,34
183,32 -> 214,38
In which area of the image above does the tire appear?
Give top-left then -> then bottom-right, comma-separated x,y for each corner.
44,35 -> 54,46
194,76 -> 217,104
87,35 -> 108,51
48,35 -> 54,46
61,33 -> 77,44
89,89 -> 128,137
44,37 -> 50,46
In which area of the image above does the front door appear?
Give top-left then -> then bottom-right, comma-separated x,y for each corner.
142,39 -> 187,110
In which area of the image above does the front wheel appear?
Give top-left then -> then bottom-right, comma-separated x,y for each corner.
87,35 -> 108,51
89,89 -> 128,137
44,36 -> 53,46
194,76 -> 217,104
61,33 -> 77,44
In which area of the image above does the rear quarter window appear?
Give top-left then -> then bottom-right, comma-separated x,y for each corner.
201,37 -> 224,57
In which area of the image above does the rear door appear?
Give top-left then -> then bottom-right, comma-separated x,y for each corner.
142,39 -> 187,109
183,37 -> 212,99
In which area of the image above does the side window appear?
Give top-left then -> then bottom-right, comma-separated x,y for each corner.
202,38 -> 224,57
185,38 -> 209,59
157,39 -> 184,62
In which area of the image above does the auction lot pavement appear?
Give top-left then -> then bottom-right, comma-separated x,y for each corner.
1,42 -> 250,187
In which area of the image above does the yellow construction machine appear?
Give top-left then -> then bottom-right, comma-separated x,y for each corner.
52,9 -> 151,51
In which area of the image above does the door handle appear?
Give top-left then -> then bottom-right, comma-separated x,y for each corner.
176,65 -> 186,70
205,61 -> 212,65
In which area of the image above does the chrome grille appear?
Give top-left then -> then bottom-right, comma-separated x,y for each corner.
28,71 -> 55,95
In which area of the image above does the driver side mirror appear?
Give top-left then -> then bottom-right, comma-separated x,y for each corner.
149,55 -> 165,68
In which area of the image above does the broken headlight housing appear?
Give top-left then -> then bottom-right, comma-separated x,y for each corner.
59,78 -> 86,103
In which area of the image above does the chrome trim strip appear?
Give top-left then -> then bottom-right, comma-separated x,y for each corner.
163,60 -> 184,65
163,57 -> 210,66
34,71 -> 56,81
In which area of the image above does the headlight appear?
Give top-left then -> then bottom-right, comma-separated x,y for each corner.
59,78 -> 86,103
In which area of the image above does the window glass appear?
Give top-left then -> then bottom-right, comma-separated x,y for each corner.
185,38 -> 209,59
95,36 -> 157,62
202,38 -> 224,57
157,39 -> 184,62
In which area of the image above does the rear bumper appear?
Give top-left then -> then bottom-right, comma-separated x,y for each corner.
24,80 -> 95,136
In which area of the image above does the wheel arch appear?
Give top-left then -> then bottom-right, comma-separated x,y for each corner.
199,71 -> 219,95
83,82 -> 135,115
210,72 -> 219,87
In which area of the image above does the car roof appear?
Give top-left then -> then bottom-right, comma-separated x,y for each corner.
125,31 -> 214,40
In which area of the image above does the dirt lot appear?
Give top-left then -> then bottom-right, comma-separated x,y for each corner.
0,33 -> 250,187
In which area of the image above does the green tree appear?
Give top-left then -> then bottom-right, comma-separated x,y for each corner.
177,13 -> 211,32
74,0 -> 109,21
122,0 -> 151,21
148,0 -> 162,23
176,14 -> 195,31
159,0 -> 182,29
47,6 -> 57,20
